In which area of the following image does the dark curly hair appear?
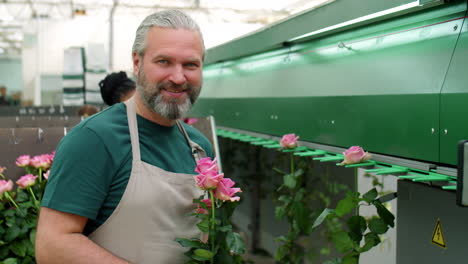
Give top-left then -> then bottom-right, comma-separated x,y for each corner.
99,71 -> 136,106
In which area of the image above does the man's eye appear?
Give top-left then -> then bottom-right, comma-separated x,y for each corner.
157,60 -> 169,65
185,63 -> 199,68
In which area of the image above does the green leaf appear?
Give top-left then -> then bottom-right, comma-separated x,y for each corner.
374,200 -> 395,228
360,232 -> 380,253
283,174 -> 297,189
343,254 -> 359,264
274,244 -> 288,261
2,258 -> 18,264
0,246 -> 10,259
29,229 -> 36,246
362,188 -> 378,203
15,208 -> 28,218
312,208 -> 334,229
278,195 -> 291,204
227,232 -> 246,255
175,238 -> 204,248
347,216 -> 366,243
331,231 -> 355,253
293,202 -> 311,233
294,188 -> 306,202
196,219 -> 210,233
193,249 -> 214,260
335,193 -> 357,217
218,225 -> 232,232
9,239 -> 27,257
368,218 -> 389,234
5,227 -> 20,242
275,206 -> 286,220
274,235 -> 288,243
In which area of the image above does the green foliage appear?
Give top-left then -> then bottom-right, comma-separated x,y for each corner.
0,182 -> 45,263
313,187 -> 395,262
176,196 -> 246,264
0,156 -> 53,264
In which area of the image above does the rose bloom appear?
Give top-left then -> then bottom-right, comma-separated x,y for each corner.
16,174 -> 38,188
0,180 -> 13,194
195,199 -> 212,215
194,173 -> 224,190
43,170 -> 50,180
30,154 -> 52,169
195,157 -> 219,177
16,155 -> 31,167
342,146 -> 371,165
280,133 -> 300,149
184,117 -> 199,125
215,178 -> 242,202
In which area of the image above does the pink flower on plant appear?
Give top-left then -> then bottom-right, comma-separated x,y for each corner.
0,166 -> 6,174
341,146 -> 372,165
195,157 -> 219,177
195,173 -> 224,190
184,117 -> 199,125
16,174 -> 38,188
0,180 -> 13,194
280,133 -> 300,149
43,170 -> 50,180
196,199 -> 212,215
215,178 -> 242,202
16,155 -> 31,167
30,154 -> 52,169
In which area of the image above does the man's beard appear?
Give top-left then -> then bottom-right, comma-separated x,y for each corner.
136,70 -> 201,120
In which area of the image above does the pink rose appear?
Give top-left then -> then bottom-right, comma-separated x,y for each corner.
195,157 -> 219,177
184,117 -> 199,125
194,173 -> 224,190
16,174 -> 38,188
215,178 -> 242,202
195,199 -> 212,215
43,170 -> 50,180
0,166 -> 6,174
280,133 -> 299,149
30,154 -> 52,169
0,180 -> 13,194
16,155 -> 31,167
342,146 -> 371,165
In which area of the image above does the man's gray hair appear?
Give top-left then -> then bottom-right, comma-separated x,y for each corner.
132,9 -> 205,58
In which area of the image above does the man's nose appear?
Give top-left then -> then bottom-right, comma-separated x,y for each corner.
168,65 -> 186,85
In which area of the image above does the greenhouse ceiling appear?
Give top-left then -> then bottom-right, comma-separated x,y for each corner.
0,0 -> 332,57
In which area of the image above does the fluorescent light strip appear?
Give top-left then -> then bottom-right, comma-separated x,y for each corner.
289,1 -> 421,42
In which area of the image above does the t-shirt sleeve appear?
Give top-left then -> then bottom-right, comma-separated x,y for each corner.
41,126 -> 115,220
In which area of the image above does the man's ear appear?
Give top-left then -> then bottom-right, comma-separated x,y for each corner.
132,52 -> 141,76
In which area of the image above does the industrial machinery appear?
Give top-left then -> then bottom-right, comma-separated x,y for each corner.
191,0 -> 468,262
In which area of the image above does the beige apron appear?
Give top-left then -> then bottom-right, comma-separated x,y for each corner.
89,97 -> 206,263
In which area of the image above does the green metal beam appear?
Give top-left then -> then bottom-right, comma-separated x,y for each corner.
205,0 -> 444,64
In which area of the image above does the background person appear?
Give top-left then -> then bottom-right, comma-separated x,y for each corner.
99,71 -> 136,106
36,9 -> 212,264
0,85 -> 10,106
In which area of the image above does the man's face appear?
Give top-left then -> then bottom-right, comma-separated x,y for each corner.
0,88 -> 5,96
133,27 -> 203,120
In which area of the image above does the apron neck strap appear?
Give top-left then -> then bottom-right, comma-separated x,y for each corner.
124,97 -> 141,161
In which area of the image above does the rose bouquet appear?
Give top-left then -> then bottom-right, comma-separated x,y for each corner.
0,152 -> 54,263
176,157 -> 246,263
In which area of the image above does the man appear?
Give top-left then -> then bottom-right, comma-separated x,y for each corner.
0,86 -> 9,106
36,10 -> 213,264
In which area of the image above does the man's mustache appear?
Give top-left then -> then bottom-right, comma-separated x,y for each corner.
156,82 -> 191,92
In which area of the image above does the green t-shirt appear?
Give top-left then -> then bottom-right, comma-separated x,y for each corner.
42,103 -> 213,235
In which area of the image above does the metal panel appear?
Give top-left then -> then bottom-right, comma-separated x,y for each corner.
205,0 -> 445,64
194,3 -> 467,163
397,180 -> 468,263
440,15 -> 468,165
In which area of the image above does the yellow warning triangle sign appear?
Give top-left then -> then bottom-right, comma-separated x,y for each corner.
431,218 -> 447,249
